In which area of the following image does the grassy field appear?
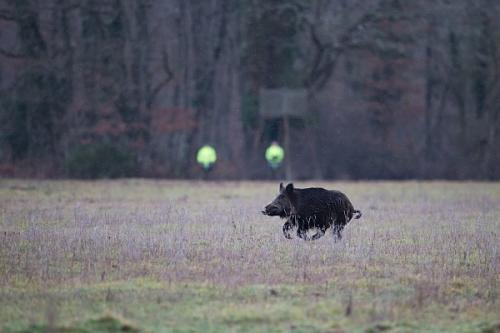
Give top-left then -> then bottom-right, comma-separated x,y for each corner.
0,179 -> 499,333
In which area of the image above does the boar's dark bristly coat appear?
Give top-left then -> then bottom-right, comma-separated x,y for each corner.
262,183 -> 362,241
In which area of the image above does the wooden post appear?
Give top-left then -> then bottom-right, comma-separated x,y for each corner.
283,115 -> 292,180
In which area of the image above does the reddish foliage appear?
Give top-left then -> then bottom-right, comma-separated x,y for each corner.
92,119 -> 127,136
130,137 -> 146,149
0,163 -> 15,176
151,107 -> 198,133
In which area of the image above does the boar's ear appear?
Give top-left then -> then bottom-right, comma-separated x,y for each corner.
285,183 -> 294,195
279,182 -> 284,192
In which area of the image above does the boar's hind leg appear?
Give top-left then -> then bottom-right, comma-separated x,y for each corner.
332,224 -> 344,241
282,221 -> 294,239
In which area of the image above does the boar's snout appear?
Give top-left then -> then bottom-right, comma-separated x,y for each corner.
261,204 -> 271,215
262,203 -> 279,216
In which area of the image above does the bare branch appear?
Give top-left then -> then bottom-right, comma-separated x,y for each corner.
63,3 -> 81,13
305,9 -> 378,90
148,47 -> 174,107
0,10 -> 17,21
0,48 -> 25,58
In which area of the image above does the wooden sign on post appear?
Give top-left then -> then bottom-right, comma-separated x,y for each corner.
259,88 -> 307,119
259,88 -> 307,180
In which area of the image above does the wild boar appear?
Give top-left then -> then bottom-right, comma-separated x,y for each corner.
262,183 -> 361,240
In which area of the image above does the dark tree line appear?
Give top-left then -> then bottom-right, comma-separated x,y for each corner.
0,0 -> 499,179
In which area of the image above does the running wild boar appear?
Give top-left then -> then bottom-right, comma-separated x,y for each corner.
262,183 -> 361,240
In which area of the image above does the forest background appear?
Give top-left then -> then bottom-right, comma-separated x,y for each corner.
1,0 -> 499,180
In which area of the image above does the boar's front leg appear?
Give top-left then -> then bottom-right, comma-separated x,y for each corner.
311,227 -> 327,240
296,227 -> 309,240
297,227 -> 326,241
282,221 -> 294,239
297,226 -> 325,241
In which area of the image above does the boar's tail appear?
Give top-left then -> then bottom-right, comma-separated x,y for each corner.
353,210 -> 362,219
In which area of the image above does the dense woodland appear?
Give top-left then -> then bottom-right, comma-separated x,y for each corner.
0,0 -> 499,179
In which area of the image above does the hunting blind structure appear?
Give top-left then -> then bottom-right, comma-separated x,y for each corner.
259,88 -> 308,179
